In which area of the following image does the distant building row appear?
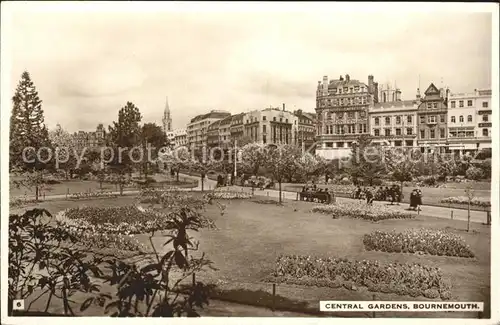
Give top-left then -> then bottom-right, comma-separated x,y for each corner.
315,74 -> 492,159
184,105 -> 317,150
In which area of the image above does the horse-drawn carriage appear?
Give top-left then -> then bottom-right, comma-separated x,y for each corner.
299,190 -> 333,204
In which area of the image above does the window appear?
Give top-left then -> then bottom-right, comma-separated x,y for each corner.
396,116 -> 401,124
273,117 -> 276,121
420,130 -> 425,138
451,116 -> 456,123
450,101 -> 456,108
440,115 -> 445,123
374,129 -> 380,136
430,129 -> 435,138
263,125 -> 266,133
467,115 -> 472,122
337,142 -> 344,148
407,115 -> 412,123
359,111 -> 366,118
348,112 -> 354,119
459,115 -> 464,123
483,129 -> 489,137
396,128 -> 401,136
482,115 -> 488,122
263,116 -> 266,121
385,117 -> 391,125
374,117 -> 380,126
407,127 -> 413,135
280,118 -> 283,122
385,129 -> 391,136
459,100 -> 464,107
285,119 -> 288,123
467,100 -> 473,107
427,103 -> 432,109
440,128 -> 445,138
338,88 -> 342,94
433,103 -> 438,109
420,116 -> 425,123
482,101 -> 488,108
263,135 -> 267,144
428,115 -> 436,123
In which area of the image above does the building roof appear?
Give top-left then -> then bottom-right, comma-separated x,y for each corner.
328,75 -> 367,89
219,115 -> 233,125
189,110 -> 231,123
372,100 -> 418,110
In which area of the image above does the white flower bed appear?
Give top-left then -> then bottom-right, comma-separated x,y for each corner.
69,191 -> 118,200
441,196 -> 491,207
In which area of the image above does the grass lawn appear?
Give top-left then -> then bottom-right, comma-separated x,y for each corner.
12,195 -> 491,317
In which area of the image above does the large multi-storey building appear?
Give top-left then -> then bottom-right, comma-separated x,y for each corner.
416,83 -> 449,154
72,124 -> 106,152
206,120 -> 222,148
186,110 -> 231,149
173,129 -> 188,147
447,88 -> 492,154
315,74 -> 377,159
294,109 -> 317,151
230,113 -> 245,145
243,105 -> 299,145
369,100 -> 419,148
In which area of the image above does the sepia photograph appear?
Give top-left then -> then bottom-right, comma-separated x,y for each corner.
1,2 -> 498,323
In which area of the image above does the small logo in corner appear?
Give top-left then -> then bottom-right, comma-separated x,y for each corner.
12,299 -> 25,310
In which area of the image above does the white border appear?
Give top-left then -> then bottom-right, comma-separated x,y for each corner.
1,2 -> 498,325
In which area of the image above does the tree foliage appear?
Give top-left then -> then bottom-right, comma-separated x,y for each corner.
346,135 -> 386,186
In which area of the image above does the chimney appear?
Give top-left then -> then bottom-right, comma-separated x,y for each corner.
345,74 -> 350,82
283,103 -> 285,111
368,75 -> 374,94
339,75 -> 344,81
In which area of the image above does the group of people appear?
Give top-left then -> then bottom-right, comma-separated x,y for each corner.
353,185 -> 404,206
409,189 -> 423,211
300,185 -> 335,204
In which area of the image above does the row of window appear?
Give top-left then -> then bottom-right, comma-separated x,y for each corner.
450,115 -> 489,123
374,128 -> 413,136
325,111 -> 366,120
374,115 -> 413,126
323,124 -> 368,135
419,115 -> 446,124
450,100 -> 489,108
329,85 -> 366,95
320,96 -> 368,106
448,129 -> 489,137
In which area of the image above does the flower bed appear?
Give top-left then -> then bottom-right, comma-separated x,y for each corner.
312,202 -> 414,222
207,190 -> 253,200
363,229 -> 474,258
271,255 -> 452,300
58,205 -> 217,235
10,197 -> 38,208
441,196 -> 491,208
55,210 -> 150,255
69,191 -> 118,200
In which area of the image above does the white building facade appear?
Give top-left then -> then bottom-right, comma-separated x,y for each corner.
447,89 -> 492,154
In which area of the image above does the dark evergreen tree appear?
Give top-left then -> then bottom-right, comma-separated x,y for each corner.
10,71 -> 51,171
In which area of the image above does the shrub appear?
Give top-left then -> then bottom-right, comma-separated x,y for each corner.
465,166 -> 484,180
271,255 -> 451,300
422,175 -> 438,186
312,202 -> 415,222
441,196 -> 490,208
363,228 -> 474,258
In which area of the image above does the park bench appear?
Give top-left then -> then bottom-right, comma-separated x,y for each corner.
299,191 -> 332,204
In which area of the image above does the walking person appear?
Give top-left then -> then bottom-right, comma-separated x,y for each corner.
409,189 -> 417,211
416,189 -> 423,211
366,188 -> 374,205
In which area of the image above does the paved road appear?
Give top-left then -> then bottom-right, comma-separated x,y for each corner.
12,173 -> 491,224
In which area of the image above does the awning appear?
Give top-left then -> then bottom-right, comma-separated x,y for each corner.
479,143 -> 492,149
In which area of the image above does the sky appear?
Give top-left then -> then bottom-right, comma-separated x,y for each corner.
3,2 -> 494,133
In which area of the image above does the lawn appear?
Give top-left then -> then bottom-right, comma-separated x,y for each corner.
12,195 -> 491,317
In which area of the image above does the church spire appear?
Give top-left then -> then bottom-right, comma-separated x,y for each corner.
162,96 -> 172,133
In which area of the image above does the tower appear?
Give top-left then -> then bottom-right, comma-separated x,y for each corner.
162,96 -> 172,133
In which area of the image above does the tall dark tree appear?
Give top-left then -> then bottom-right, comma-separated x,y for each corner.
140,122 -> 167,179
10,71 -> 51,171
107,102 -> 143,186
10,71 -> 52,200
